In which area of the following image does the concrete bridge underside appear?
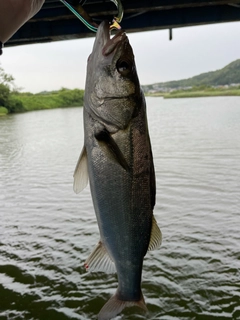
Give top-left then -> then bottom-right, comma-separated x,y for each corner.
5,0 -> 240,47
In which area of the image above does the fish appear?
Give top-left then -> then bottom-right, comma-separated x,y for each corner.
73,20 -> 162,320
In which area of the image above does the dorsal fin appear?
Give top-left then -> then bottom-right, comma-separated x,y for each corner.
148,216 -> 162,251
73,146 -> 88,194
149,147 -> 156,209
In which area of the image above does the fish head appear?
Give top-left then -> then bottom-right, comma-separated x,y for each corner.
85,20 -> 142,132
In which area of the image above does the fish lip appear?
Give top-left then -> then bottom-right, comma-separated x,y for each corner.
99,21 -> 127,56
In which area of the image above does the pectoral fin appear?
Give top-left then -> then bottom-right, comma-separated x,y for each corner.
148,216 -> 162,251
95,128 -> 129,171
84,241 -> 116,274
73,146 -> 88,194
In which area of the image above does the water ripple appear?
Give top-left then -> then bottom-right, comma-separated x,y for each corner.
1,99 -> 240,319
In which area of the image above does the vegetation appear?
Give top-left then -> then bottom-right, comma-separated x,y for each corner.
0,64 -> 84,115
1,58 -> 240,114
159,85 -> 240,99
164,89 -> 240,99
13,88 -> 84,112
0,65 -> 25,114
142,59 -> 240,92
0,106 -> 8,115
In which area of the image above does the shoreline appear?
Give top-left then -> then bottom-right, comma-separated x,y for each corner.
1,88 -> 84,115
145,88 -> 240,99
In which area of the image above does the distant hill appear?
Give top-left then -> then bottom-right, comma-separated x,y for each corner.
142,59 -> 240,92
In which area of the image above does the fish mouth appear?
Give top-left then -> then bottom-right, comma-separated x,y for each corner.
98,21 -> 127,56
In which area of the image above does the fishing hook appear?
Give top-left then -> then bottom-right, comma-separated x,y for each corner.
59,0 -> 124,32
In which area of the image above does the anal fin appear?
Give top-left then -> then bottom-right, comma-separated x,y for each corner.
84,241 -> 116,274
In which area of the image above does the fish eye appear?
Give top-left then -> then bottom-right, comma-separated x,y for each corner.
116,59 -> 132,76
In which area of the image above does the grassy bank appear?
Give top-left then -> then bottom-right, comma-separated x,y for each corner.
164,88 -> 240,98
148,86 -> 240,99
0,107 -> 8,116
13,88 -> 84,112
1,65 -> 84,114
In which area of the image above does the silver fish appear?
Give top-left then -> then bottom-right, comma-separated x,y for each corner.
74,20 -> 162,320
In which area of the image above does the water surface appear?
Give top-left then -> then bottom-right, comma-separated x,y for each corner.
0,97 -> 240,319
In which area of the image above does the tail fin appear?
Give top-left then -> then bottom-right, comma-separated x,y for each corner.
98,291 -> 147,320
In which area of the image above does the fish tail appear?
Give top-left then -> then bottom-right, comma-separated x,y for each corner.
98,291 -> 147,320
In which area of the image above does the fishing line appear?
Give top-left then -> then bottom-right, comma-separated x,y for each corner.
59,0 -> 123,32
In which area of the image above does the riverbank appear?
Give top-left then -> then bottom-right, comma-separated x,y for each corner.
0,107 -> 8,116
1,88 -> 84,115
146,87 -> 240,99
14,88 -> 84,111
3,87 -> 240,116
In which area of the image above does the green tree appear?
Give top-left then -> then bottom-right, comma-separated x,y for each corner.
58,88 -> 84,106
0,64 -> 25,113
0,65 -> 14,87
0,83 -> 10,106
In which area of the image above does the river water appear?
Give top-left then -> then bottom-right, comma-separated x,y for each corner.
0,96 -> 240,320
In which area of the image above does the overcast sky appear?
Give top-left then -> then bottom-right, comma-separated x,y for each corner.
1,21 -> 240,93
